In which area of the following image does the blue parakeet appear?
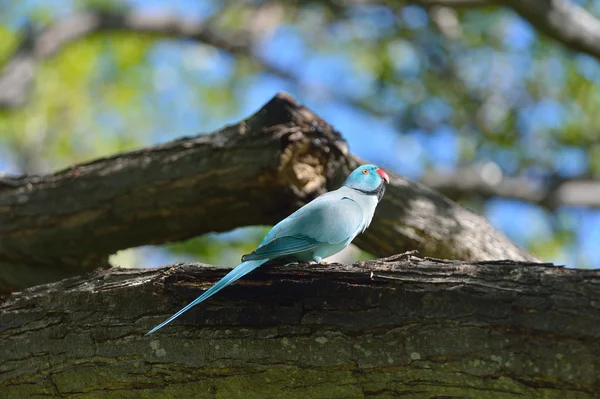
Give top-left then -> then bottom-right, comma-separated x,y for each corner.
146,164 -> 389,335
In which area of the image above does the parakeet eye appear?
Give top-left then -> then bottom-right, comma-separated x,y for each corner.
362,169 -> 369,174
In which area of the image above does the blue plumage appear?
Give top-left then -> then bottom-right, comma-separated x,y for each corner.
145,164 -> 389,335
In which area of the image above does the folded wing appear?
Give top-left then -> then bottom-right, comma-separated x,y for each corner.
243,195 -> 363,261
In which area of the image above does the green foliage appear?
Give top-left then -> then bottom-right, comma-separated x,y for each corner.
167,227 -> 270,266
0,25 -> 17,64
0,31 -> 154,171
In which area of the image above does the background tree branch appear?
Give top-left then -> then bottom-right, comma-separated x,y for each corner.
0,93 -> 536,294
422,166 -> 600,209
502,0 -> 600,60
1,256 -> 598,397
405,0 -> 600,62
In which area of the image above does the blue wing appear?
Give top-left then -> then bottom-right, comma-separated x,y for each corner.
247,194 -> 364,260
242,235 -> 321,261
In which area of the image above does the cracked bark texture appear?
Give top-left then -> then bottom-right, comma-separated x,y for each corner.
1,256 -> 599,398
0,93 -> 536,293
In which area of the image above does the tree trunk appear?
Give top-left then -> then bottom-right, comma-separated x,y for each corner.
1,256 -> 598,398
0,92 -> 536,293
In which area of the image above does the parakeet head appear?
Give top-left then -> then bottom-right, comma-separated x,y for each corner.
343,164 -> 389,201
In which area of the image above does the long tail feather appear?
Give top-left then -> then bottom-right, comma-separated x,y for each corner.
145,259 -> 267,335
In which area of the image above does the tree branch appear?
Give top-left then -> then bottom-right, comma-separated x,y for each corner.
350,0 -> 600,61
500,0 -> 600,60
422,165 -> 600,209
1,256 -> 598,397
0,93 -> 536,293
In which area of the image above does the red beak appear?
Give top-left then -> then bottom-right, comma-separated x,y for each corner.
376,168 -> 389,184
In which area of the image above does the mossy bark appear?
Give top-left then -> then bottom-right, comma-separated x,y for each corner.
1,256 -> 598,398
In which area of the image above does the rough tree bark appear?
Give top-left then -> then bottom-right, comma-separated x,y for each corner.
1,256 -> 598,398
0,93 -> 536,293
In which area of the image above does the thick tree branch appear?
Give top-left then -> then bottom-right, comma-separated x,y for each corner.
1,257 -> 598,397
422,166 -> 600,209
0,93 -> 536,293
